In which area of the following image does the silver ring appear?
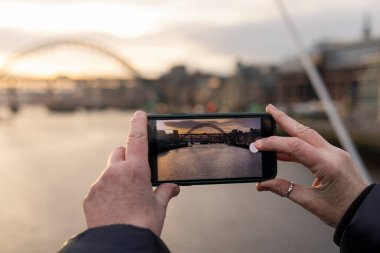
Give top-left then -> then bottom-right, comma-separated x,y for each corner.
285,181 -> 294,198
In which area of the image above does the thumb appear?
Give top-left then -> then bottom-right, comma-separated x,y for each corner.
154,183 -> 180,208
257,178 -> 316,208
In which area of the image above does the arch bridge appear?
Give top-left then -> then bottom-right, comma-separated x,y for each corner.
180,123 -> 234,144
0,39 -> 142,79
184,123 -> 227,135
0,38 -> 156,112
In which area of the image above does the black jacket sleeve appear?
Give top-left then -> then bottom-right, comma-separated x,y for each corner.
334,184 -> 380,253
58,224 -> 171,253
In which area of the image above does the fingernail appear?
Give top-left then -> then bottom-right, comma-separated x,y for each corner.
134,110 -> 146,118
255,139 -> 262,148
266,104 -> 277,111
173,185 -> 180,196
256,182 -> 268,191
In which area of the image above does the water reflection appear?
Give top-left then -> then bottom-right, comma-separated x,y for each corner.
158,144 -> 262,180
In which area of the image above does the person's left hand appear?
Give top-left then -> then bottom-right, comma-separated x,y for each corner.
83,110 -> 180,236
255,104 -> 368,227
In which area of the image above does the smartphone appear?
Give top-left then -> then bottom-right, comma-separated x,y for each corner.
147,113 -> 277,186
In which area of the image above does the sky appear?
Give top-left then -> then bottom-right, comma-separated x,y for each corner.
0,0 -> 379,78
157,118 -> 261,134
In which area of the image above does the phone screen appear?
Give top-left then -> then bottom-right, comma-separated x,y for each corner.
148,113 -> 276,185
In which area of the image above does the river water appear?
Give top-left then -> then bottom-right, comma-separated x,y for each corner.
0,106 -> 339,253
158,144 -> 262,180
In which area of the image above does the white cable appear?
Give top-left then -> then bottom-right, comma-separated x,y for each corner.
274,0 -> 371,182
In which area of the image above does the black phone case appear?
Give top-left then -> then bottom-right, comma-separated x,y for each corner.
148,113 -> 277,186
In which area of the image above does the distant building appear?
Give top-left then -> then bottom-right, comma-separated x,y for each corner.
222,61 -> 278,112
278,22 -> 380,123
155,65 -> 196,112
172,130 -> 179,140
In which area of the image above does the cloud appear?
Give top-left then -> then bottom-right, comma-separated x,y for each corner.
136,5 -> 380,63
0,29 -> 49,52
114,2 -> 380,70
0,0 -> 379,76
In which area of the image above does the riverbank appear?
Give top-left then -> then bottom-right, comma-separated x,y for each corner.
157,140 -> 189,153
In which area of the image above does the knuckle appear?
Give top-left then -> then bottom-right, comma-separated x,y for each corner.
83,183 -> 97,207
340,149 -> 352,161
289,137 -> 303,154
262,136 -> 280,149
127,131 -> 146,141
308,128 -> 319,137
335,148 -> 351,163
126,139 -> 147,153
336,150 -> 352,170
128,119 -> 147,138
102,167 -> 121,181
83,194 -> 91,209
294,124 -> 313,136
130,116 -> 145,128
256,137 -> 270,149
323,148 -> 350,177
97,167 -> 125,186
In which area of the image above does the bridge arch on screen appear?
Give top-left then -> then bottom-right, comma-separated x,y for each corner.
184,123 -> 228,135
180,123 -> 235,144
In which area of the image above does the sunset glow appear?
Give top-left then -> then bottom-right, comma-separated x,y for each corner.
0,0 -> 378,78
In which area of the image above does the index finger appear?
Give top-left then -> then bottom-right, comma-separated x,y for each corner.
266,104 -> 328,148
125,110 -> 148,159
256,136 -> 322,173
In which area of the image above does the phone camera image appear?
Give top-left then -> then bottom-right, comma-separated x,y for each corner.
148,114 -> 276,185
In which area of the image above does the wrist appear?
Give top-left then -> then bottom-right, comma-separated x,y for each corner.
333,183 -> 376,246
59,224 -> 170,253
87,215 -> 162,237
127,217 -> 163,237
330,179 -> 369,227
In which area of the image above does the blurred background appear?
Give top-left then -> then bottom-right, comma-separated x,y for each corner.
0,0 -> 379,252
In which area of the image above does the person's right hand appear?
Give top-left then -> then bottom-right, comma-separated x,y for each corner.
256,104 -> 369,227
83,111 -> 180,236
